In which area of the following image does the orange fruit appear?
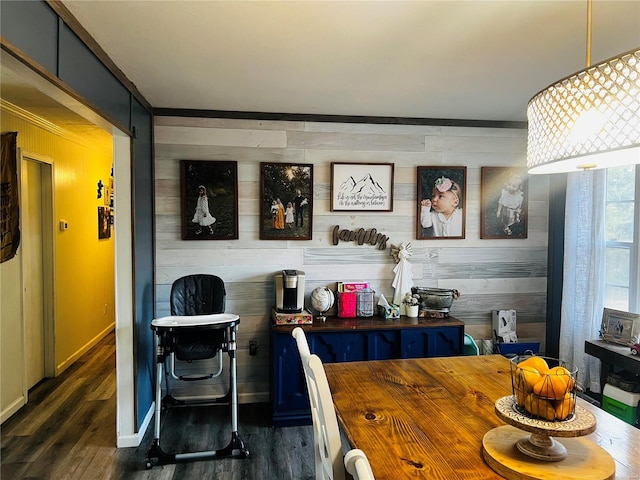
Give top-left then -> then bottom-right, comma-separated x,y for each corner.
554,393 -> 576,420
547,366 -> 576,391
524,393 -> 556,421
514,366 -> 543,393
517,356 -> 549,374
533,374 -> 570,400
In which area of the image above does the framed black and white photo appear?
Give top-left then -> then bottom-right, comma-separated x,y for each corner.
600,308 -> 640,346
481,167 -> 528,239
417,166 -> 466,239
260,163 -> 313,240
330,162 -> 394,212
180,160 -> 238,240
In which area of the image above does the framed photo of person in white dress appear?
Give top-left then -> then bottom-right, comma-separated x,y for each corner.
180,160 -> 238,240
417,166 -> 466,240
480,167 -> 528,239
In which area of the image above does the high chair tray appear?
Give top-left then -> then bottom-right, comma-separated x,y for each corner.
151,313 -> 239,328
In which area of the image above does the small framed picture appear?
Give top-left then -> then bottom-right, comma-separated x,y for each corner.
180,160 -> 238,240
260,163 -> 313,240
417,166 -> 466,239
98,206 -> 111,239
600,308 -> 640,346
481,167 -> 528,239
330,162 -> 394,212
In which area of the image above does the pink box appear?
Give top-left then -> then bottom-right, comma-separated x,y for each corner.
272,308 -> 313,325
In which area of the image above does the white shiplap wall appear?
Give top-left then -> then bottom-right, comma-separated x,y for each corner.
154,116 -> 548,402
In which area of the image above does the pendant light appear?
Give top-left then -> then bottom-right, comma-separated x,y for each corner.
526,0 -> 640,174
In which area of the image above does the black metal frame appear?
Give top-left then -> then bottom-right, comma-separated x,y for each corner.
146,318 -> 249,469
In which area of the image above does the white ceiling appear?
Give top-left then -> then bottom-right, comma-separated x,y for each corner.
59,0 -> 640,124
1,0 -> 639,134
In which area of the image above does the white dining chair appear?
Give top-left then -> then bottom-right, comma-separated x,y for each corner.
292,327 -> 345,480
344,449 -> 376,480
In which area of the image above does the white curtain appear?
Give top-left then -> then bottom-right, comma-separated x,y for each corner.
559,169 -> 606,394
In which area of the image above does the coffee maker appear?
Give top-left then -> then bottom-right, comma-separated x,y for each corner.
275,269 -> 305,313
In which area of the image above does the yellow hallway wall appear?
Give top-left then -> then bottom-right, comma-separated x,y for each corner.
1,107 -> 115,375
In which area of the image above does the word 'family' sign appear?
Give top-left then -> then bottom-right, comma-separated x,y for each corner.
332,225 -> 388,250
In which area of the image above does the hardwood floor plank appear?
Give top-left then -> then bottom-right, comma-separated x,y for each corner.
4,376 -> 88,437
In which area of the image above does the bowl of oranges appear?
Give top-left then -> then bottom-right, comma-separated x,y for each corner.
510,354 -> 578,422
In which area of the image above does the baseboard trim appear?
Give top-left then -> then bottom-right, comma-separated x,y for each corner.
1,395 -> 26,424
117,401 -> 155,448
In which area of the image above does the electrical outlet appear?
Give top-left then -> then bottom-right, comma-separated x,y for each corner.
249,341 -> 258,356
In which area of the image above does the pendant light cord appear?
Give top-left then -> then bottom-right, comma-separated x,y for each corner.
586,0 -> 592,67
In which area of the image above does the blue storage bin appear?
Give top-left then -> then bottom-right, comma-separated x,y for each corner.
497,342 -> 540,356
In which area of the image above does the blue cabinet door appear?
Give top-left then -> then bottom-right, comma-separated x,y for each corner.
368,330 -> 400,360
401,327 -> 463,358
271,334 -> 309,426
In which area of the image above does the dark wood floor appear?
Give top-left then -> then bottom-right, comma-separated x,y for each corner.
1,331 -> 315,479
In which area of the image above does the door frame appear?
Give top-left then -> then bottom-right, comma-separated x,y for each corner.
19,150 -> 56,389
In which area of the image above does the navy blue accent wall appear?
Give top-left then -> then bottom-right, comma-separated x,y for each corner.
0,0 -> 58,75
58,23 -> 131,129
1,0 -> 155,432
132,97 -> 155,423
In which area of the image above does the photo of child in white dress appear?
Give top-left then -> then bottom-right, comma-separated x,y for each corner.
496,173 -> 524,236
181,160 -> 238,240
285,201 -> 295,228
417,167 -> 466,239
192,185 -> 216,235
480,167 -> 528,239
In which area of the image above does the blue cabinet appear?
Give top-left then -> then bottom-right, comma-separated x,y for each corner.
271,317 -> 464,426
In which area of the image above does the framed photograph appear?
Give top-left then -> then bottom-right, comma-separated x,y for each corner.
417,166 -> 466,239
98,206 -> 111,239
260,163 -> 313,240
600,308 -> 640,346
330,162 -> 394,212
481,167 -> 528,239
180,160 -> 238,240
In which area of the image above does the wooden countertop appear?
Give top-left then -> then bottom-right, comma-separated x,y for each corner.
271,315 -> 464,332
324,355 -> 640,480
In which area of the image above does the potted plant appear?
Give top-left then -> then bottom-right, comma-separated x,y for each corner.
403,293 -> 420,318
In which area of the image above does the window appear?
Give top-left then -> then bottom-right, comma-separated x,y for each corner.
604,164 -> 640,313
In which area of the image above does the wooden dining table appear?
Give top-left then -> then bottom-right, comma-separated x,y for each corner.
324,355 -> 640,480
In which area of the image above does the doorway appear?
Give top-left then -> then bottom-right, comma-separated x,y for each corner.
20,153 -> 55,389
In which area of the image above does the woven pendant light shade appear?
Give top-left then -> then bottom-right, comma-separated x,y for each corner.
527,48 -> 640,174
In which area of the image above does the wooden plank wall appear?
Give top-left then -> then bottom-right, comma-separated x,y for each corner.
154,116 -> 548,402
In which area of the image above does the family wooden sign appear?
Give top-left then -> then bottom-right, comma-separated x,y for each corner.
332,225 -> 389,250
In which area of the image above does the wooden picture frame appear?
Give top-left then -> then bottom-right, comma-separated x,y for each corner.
260,163 -> 313,240
416,166 -> 466,239
180,160 -> 238,240
98,206 -> 111,239
600,308 -> 640,346
330,162 -> 394,212
481,167 -> 528,239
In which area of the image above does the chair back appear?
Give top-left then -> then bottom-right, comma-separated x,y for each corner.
292,328 -> 344,480
170,274 -> 226,360
170,274 -> 226,315
344,449 -> 375,480
307,354 -> 345,480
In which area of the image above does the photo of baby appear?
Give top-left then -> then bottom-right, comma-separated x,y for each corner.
481,167 -> 528,239
417,167 -> 466,239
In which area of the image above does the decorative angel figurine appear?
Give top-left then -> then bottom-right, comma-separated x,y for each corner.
391,242 -> 414,314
